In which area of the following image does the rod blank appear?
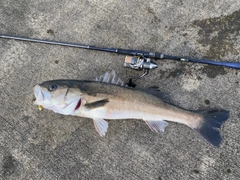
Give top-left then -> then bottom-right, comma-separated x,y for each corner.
1,34 -> 240,69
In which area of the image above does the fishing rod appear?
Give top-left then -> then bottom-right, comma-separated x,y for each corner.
1,34 -> 240,85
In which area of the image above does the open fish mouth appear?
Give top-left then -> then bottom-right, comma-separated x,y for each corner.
34,85 -> 44,102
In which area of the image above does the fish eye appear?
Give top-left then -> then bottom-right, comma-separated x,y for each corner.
48,84 -> 58,91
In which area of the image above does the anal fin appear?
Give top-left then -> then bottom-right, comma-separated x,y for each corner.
145,120 -> 169,134
93,118 -> 108,136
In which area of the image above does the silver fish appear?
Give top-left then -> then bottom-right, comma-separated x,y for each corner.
33,71 -> 229,146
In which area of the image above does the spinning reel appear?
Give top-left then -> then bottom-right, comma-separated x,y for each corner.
124,55 -> 158,87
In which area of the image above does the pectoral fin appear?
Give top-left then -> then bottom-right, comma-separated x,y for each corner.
93,118 -> 108,136
145,120 -> 169,134
85,99 -> 109,110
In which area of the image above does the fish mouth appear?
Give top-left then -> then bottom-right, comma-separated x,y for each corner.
75,98 -> 81,110
33,85 -> 44,105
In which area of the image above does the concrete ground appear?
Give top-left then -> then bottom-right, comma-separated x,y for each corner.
0,0 -> 240,179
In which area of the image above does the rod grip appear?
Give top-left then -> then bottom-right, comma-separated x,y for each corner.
117,49 -> 137,56
117,49 -> 151,57
154,52 -> 165,59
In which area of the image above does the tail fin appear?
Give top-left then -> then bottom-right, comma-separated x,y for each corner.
193,110 -> 229,147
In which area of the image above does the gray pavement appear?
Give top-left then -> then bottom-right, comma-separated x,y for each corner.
0,0 -> 240,179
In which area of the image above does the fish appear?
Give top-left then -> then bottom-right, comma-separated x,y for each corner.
33,71 -> 229,147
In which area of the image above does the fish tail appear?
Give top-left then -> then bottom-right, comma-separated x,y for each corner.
193,110 -> 229,147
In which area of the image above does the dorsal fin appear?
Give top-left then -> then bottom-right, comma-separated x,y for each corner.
142,86 -> 171,103
95,70 -> 125,86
